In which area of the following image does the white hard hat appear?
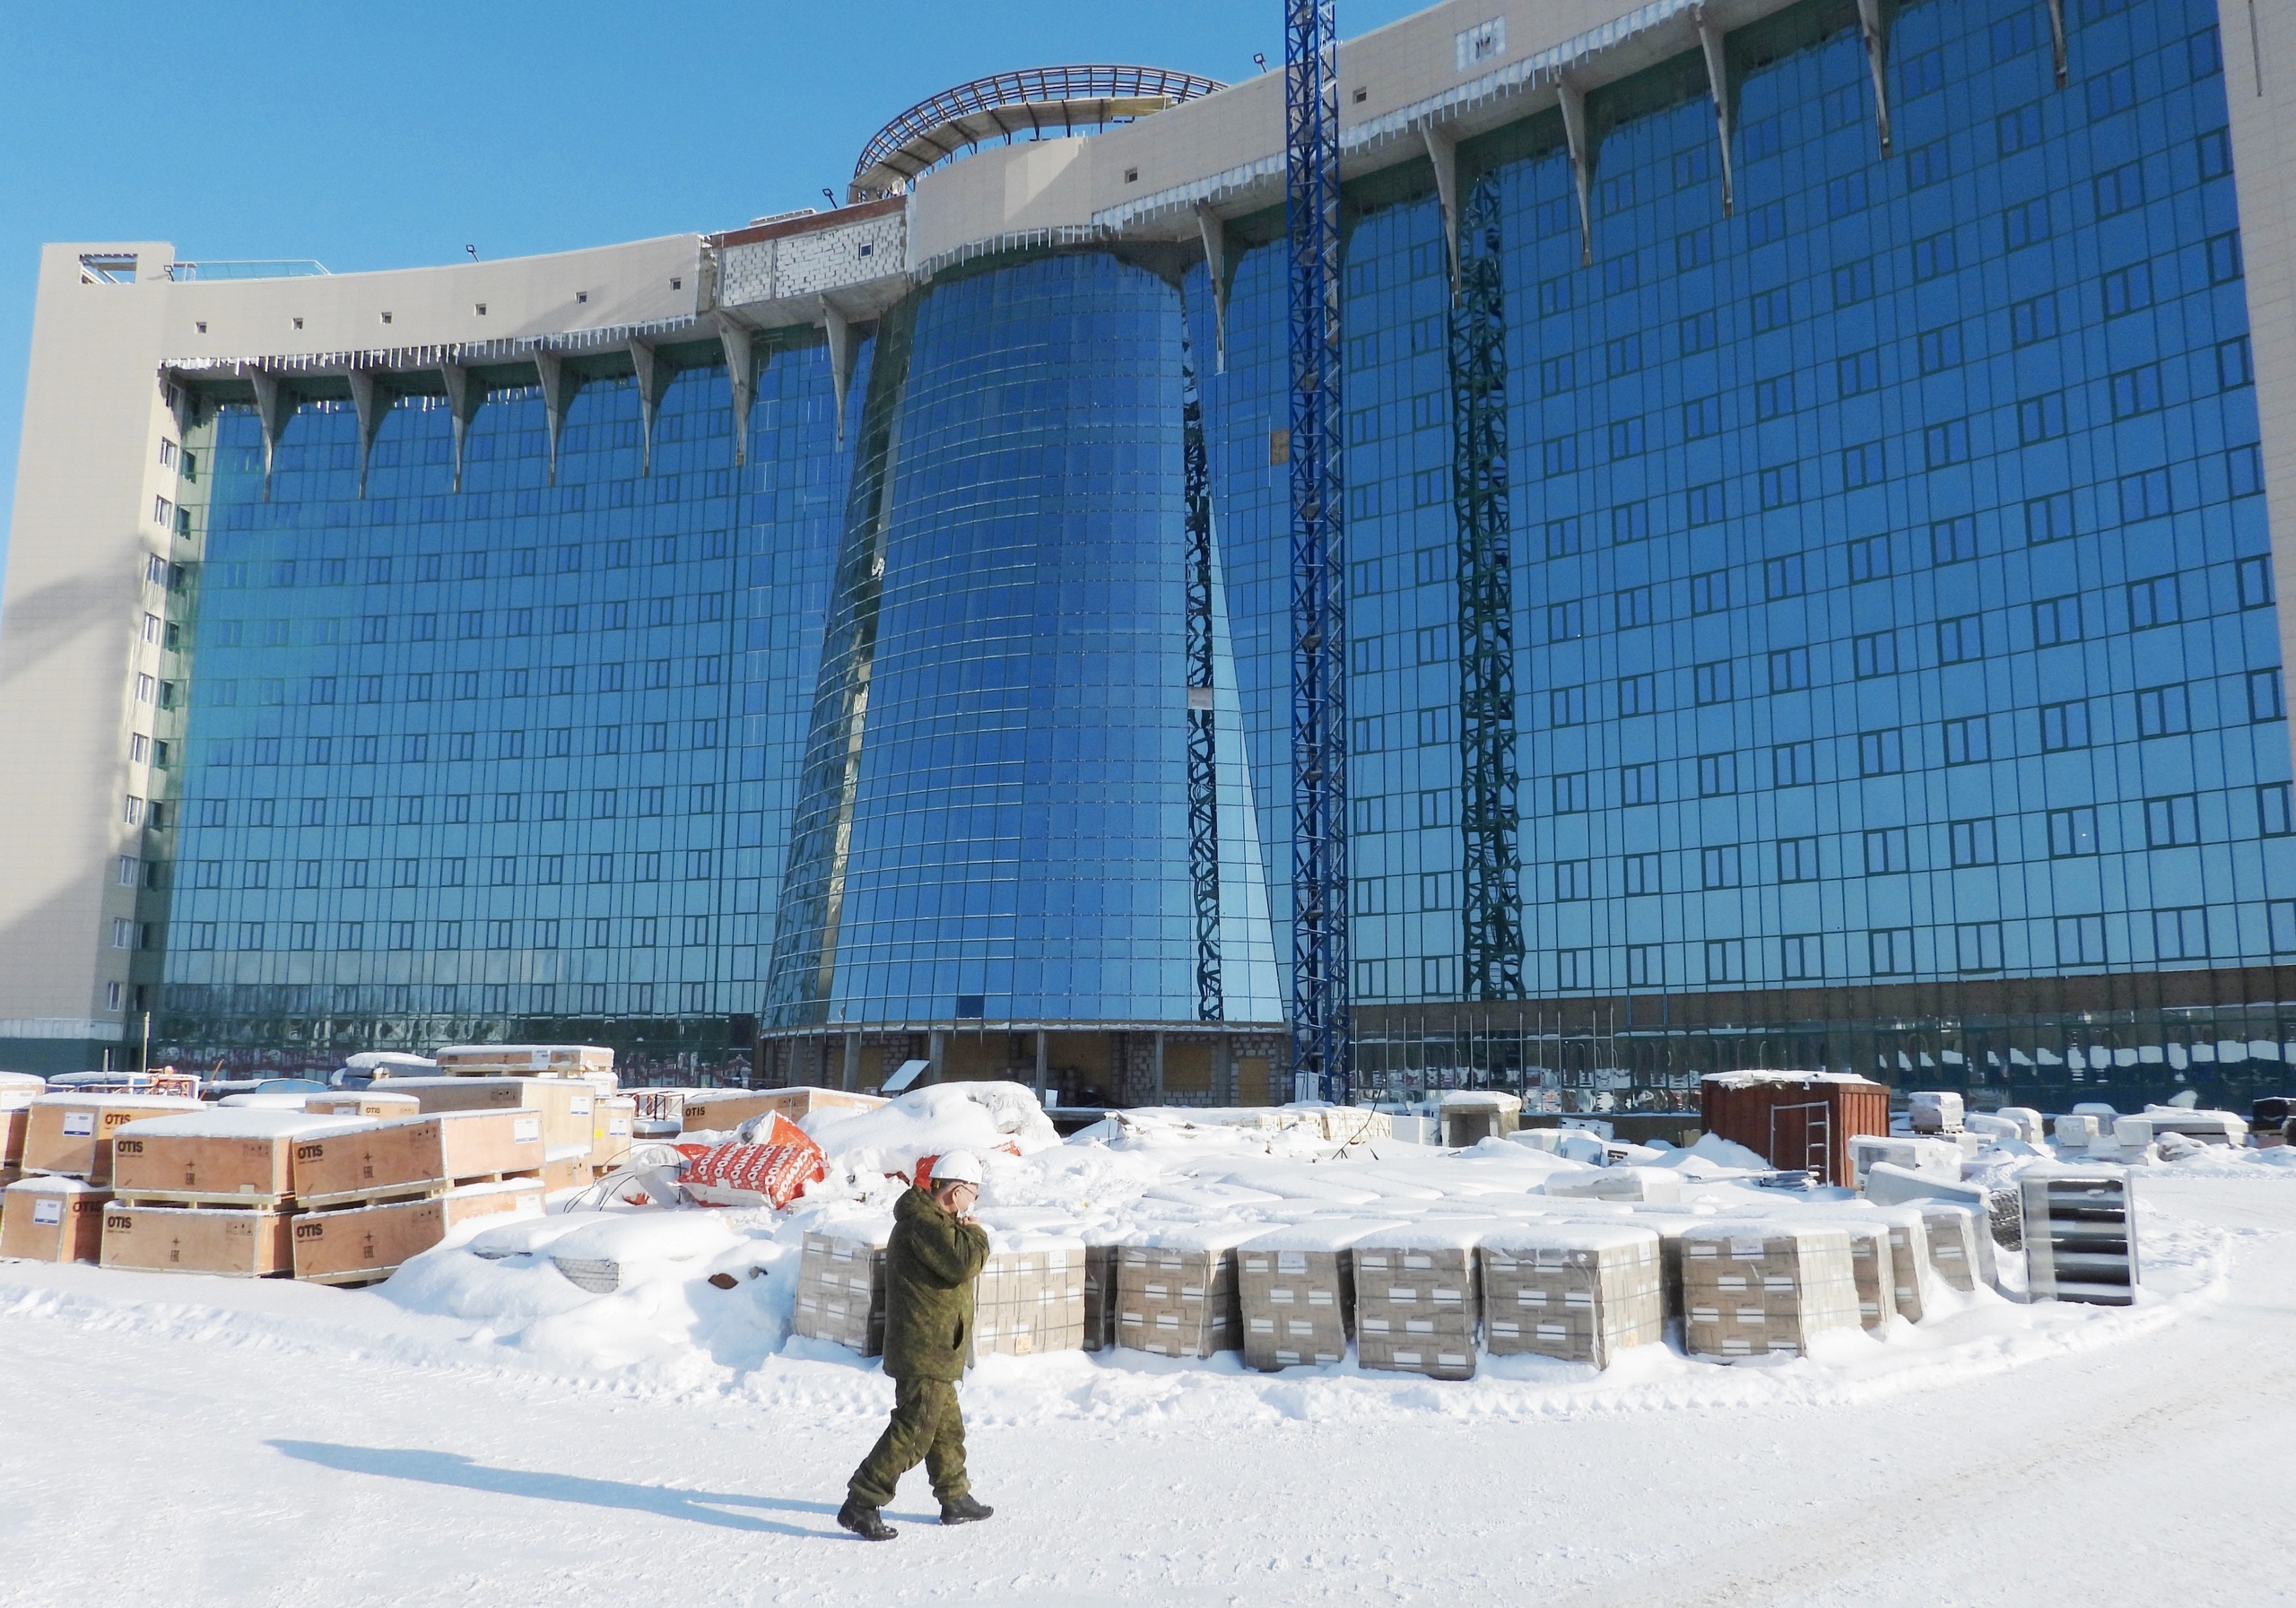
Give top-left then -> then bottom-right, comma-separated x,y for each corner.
930,1150 -> 984,1186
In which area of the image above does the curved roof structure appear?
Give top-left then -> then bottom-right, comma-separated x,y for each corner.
850,65 -> 1225,200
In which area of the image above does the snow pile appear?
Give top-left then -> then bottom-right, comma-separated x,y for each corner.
111,1109 -> 374,1141
796,1081 -> 1060,1193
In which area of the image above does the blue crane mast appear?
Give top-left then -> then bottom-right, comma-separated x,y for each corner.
1284,0 -> 1349,1103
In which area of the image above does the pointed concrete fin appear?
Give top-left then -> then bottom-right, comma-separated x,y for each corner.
821,298 -> 854,447
718,314 -> 760,466
347,369 -> 392,500
1693,4 -> 1736,217
1557,76 -> 1596,267
2045,0 -> 2067,88
439,363 -> 483,493
247,367 -> 291,500
1195,203 -> 1232,373
1857,0 -> 1893,155
1422,123 -> 1461,302
629,339 -> 672,477
532,348 -> 580,486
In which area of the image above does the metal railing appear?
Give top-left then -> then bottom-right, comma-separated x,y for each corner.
852,65 -> 1224,192
167,259 -> 331,282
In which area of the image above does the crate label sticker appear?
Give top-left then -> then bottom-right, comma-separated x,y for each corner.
512,1117 -> 542,1143
1729,1238 -> 1767,1259
570,1096 -> 594,1116
31,1198 -> 63,1226
61,1111 -> 97,1138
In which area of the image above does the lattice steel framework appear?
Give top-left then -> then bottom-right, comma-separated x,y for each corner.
1450,170 -> 1526,1001
850,65 -> 1226,197
1286,0 -> 1349,1101
1181,337 -> 1225,1021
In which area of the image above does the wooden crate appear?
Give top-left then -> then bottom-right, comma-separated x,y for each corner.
292,1181 -> 544,1285
100,1203 -> 294,1278
291,1110 -> 545,1208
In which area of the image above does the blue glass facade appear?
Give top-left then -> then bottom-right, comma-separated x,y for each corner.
1197,0 -> 2287,1108
763,254 -> 1280,1032
149,0 -> 2285,1108
160,335 -> 861,1074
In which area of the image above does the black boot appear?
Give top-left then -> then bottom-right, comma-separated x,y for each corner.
940,1493 -> 994,1525
838,1496 -> 898,1541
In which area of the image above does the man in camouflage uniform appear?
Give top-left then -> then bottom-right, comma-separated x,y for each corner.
838,1150 -> 993,1541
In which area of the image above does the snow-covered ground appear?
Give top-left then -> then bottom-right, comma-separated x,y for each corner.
3,1116 -> 2292,1606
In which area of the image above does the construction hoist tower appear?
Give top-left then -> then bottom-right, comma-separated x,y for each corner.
1285,0 -> 1349,1103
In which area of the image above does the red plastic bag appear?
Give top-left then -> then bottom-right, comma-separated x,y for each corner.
683,1115 -> 827,1210
908,1141 -> 1023,1190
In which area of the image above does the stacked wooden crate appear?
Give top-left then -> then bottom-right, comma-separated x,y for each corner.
0,1072 -> 45,1188
0,1176 -> 109,1262
386,1076 -> 597,1194
287,1109 -> 546,1285
0,1091 -> 203,1264
100,1109 -> 376,1278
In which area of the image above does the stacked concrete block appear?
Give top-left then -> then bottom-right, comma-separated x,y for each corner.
1908,1091 -> 1965,1134
1352,1221 -> 1488,1380
1876,1211 -> 1933,1322
1916,1201 -> 1994,1291
1543,1167 -> 1683,1204
1083,1242 -> 1119,1352
1114,1225 -> 1254,1359
793,1225 -> 891,1356
1837,1221 -> 1898,1331
1682,1224 -> 1863,1359
1236,1221 -> 1399,1370
970,1234 -> 1086,1359
1847,1134 -> 1961,1187
2021,1169 -> 2139,1306
1481,1221 -> 1665,1368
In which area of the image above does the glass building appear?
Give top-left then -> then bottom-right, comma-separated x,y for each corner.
4,0 -> 2290,1111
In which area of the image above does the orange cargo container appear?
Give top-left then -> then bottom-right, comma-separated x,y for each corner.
1698,1073 -> 1891,1187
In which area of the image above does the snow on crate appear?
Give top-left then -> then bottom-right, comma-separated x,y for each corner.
109,1108 -> 377,1206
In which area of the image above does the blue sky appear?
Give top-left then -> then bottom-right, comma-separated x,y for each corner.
0,0 -> 1421,586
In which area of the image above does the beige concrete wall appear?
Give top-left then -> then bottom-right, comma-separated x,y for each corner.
908,0 -> 1674,261
0,243 -> 177,1050
2224,1 -> 2296,727
159,234 -> 702,363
